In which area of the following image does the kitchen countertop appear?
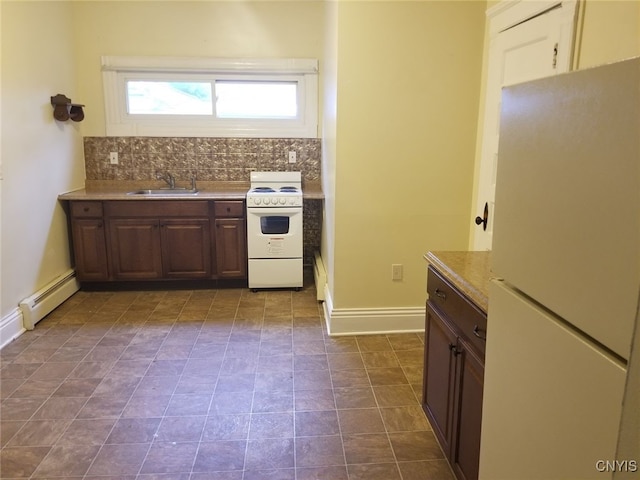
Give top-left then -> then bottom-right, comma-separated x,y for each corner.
425,250 -> 492,313
58,180 -> 325,201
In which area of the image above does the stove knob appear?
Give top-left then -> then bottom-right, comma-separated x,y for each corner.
254,198 -> 261,205
279,197 -> 286,205
265,198 -> 271,205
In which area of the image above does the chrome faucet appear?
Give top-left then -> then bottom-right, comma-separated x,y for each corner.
156,171 -> 175,189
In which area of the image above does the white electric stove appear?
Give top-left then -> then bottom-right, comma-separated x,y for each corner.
246,172 -> 303,290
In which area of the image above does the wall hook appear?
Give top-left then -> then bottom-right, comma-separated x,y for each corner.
51,94 -> 85,122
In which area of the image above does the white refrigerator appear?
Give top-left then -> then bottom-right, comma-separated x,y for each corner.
479,57 -> 640,479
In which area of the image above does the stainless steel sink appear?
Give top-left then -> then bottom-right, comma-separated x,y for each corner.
127,189 -> 199,196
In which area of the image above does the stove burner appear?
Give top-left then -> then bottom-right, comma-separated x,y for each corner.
280,186 -> 298,192
253,187 -> 276,193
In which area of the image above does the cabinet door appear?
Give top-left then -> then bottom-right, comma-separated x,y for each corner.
71,218 -> 109,281
109,219 -> 162,280
160,219 -> 211,278
423,303 -> 458,456
215,218 -> 247,278
451,337 -> 484,480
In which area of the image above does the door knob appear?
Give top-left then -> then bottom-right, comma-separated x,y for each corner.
475,202 -> 488,231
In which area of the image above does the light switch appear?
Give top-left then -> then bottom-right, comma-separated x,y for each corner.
392,264 -> 403,281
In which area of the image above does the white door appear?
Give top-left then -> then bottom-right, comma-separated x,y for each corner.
471,1 -> 577,250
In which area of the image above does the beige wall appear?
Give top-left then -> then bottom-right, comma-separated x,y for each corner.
72,1 -> 326,136
576,0 -> 640,68
327,1 -> 486,310
1,1 -> 85,320
321,0 -> 338,298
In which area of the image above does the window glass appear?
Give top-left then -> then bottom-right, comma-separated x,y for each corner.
127,81 -> 213,115
215,81 -> 297,119
260,216 -> 290,235
102,57 -> 318,137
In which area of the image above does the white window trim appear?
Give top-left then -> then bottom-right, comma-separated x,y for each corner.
102,56 -> 319,138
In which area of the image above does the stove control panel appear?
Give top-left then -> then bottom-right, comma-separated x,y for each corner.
247,195 -> 302,207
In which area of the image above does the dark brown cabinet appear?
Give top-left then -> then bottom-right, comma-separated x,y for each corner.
69,202 -> 109,281
452,337 -> 484,480
423,266 -> 486,480
106,201 -> 211,280
161,219 -> 212,278
214,201 -> 247,278
66,199 -> 247,283
109,218 -> 163,280
424,305 -> 458,456
215,219 -> 246,277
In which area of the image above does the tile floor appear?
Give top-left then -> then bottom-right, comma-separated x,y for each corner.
0,281 -> 454,479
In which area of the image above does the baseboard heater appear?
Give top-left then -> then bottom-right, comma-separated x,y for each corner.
313,251 -> 326,302
19,269 -> 80,330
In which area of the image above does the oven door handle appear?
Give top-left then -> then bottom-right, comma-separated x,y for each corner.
247,207 -> 303,215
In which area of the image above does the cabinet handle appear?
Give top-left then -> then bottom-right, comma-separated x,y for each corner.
473,325 -> 487,341
434,288 -> 446,300
449,343 -> 461,356
83,207 -> 90,212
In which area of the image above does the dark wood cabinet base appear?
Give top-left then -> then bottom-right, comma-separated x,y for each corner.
66,199 -> 247,283
79,277 -> 248,291
423,266 -> 486,480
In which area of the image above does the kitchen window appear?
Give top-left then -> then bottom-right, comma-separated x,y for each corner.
102,56 -> 318,138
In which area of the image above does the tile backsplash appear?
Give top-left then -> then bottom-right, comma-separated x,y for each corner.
83,136 -> 321,184
83,136 -> 323,267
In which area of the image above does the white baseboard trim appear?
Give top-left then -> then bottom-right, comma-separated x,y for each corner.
0,308 -> 26,350
322,288 -> 425,336
19,269 -> 79,330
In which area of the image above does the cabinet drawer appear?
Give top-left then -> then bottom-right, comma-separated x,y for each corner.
427,266 -> 487,357
106,201 -> 210,217
214,201 -> 244,217
71,201 -> 103,218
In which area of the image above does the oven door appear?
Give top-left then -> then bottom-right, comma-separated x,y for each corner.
247,206 -> 303,258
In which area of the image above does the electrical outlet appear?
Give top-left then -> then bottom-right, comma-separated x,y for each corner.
392,264 -> 403,281
109,152 -> 119,165
288,151 -> 297,163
